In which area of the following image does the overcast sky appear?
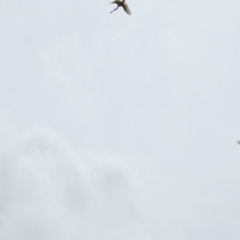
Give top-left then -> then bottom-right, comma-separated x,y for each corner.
0,0 -> 240,239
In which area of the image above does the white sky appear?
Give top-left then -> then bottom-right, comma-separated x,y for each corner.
1,0 -> 240,239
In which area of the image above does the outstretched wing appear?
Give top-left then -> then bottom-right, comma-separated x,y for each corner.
111,0 -> 122,4
123,2 -> 131,15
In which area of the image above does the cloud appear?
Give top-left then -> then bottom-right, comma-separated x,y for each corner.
1,0 -> 240,238
1,128 -> 240,240
0,128 -> 142,240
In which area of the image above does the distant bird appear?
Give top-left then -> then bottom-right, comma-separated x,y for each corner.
237,140 -> 240,145
110,0 -> 131,15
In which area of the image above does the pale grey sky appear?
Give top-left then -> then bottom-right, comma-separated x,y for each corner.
1,0 -> 240,239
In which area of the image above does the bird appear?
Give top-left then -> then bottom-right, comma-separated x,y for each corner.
237,140 -> 240,145
110,0 -> 131,15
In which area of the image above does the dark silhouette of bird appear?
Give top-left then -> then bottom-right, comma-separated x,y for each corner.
110,0 -> 131,15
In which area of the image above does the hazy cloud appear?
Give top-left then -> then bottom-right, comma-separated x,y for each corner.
1,0 -> 240,239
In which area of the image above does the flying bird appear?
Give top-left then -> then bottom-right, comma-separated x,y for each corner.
110,0 -> 131,15
237,140 -> 240,145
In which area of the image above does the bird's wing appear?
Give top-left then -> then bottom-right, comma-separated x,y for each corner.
123,2 -> 131,15
111,0 -> 121,3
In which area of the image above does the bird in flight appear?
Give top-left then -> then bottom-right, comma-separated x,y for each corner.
110,0 -> 131,15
